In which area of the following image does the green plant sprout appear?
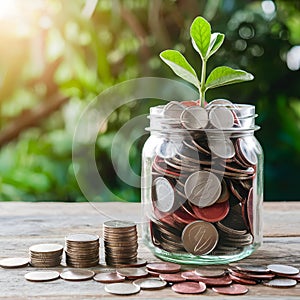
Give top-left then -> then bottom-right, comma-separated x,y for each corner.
160,16 -> 254,107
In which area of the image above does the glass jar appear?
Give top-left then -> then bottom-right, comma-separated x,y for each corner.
141,101 -> 263,265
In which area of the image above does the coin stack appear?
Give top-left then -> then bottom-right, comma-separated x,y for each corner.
65,234 -> 99,268
103,220 -> 138,267
149,99 -> 258,256
29,244 -> 63,267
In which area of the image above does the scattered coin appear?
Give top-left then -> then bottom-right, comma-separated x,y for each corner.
146,262 -> 181,274
25,271 -> 60,282
133,278 -> 167,290
181,221 -> 219,255
105,282 -> 140,295
60,269 -> 95,281
194,268 -> 226,278
0,257 -> 30,269
116,268 -> 148,279
267,264 -> 299,276
263,278 -> 297,288
159,273 -> 186,283
93,272 -> 125,283
212,284 -> 249,295
233,264 -> 269,273
229,273 -> 257,285
172,281 -> 206,294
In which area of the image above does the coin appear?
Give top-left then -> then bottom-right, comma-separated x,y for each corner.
267,264 -> 299,275
208,137 -> 235,159
209,106 -> 234,129
25,271 -> 60,282
163,101 -> 185,120
113,258 -> 147,268
184,171 -> 221,208
60,269 -> 95,281
206,99 -> 235,109
133,278 -> 167,290
263,278 -> 297,288
191,275 -> 232,286
116,268 -> 148,279
191,200 -> 230,223
93,272 -> 125,283
194,268 -> 226,278
181,221 -> 218,255
229,273 -> 257,285
236,137 -> 257,166
172,281 -> 206,294
159,273 -> 186,283
146,262 -> 181,274
105,282 -> 140,295
29,244 -> 63,254
180,106 -> 208,129
0,257 -> 29,269
233,264 -> 269,273
66,233 -> 99,242
152,177 -> 175,213
212,284 -> 249,295
181,271 -> 204,281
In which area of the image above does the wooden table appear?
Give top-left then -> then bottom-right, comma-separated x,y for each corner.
0,201 -> 299,299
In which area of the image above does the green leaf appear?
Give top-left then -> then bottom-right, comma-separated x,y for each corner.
190,16 -> 211,59
207,33 -> 225,58
205,66 -> 254,90
160,50 -> 199,88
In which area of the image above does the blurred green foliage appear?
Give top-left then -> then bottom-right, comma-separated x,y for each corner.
0,0 -> 299,201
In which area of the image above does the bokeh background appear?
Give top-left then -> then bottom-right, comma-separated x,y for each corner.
0,0 -> 299,202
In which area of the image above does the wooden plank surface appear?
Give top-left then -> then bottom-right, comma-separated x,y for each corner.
0,201 -> 299,299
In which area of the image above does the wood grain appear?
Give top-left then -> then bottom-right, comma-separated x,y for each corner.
0,202 -> 299,299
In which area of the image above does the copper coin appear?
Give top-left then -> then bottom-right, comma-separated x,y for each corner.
172,208 -> 197,225
0,257 -> 30,269
263,278 -> 297,288
146,268 -> 161,277
172,281 -> 206,294
133,278 -> 167,290
216,180 -> 230,204
232,264 -> 269,273
195,268 -> 226,278
181,271 -> 204,281
267,264 -> 299,275
228,268 -> 274,280
197,275 -> 232,286
147,262 -> 181,274
191,200 -> 230,222
25,271 -> 60,282
181,221 -> 219,255
279,273 -> 300,281
212,284 -> 249,295
93,272 -> 125,283
105,282 -> 140,295
159,273 -> 186,283
116,268 -> 148,279
246,187 -> 254,234
60,269 -> 95,281
229,273 -> 257,285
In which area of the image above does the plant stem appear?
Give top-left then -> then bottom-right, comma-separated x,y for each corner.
199,58 -> 207,107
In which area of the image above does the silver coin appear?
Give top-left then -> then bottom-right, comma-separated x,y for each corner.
116,267 -> 148,279
25,271 -> 60,282
208,137 -> 235,159
104,220 -> 136,228
180,106 -> 208,129
133,278 -> 167,290
209,106 -> 234,129
163,101 -> 185,120
105,282 -> 140,295
263,278 -> 297,288
267,264 -> 299,275
237,137 -> 257,166
195,268 -> 226,277
0,257 -> 30,268
29,244 -> 63,253
60,269 -> 95,281
152,177 -> 175,213
206,99 -> 235,109
65,234 -> 99,242
185,171 -> 222,207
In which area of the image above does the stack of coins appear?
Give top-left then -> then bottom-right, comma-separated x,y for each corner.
65,233 -> 99,268
104,220 -> 138,266
149,99 -> 258,256
29,244 -> 63,267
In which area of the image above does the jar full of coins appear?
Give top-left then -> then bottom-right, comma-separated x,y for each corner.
141,99 -> 263,265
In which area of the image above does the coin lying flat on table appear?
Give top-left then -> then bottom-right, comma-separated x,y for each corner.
263,278 -> 297,288
146,262 -> 181,274
133,278 -> 167,290
25,271 -> 60,282
93,272 -> 125,283
116,268 -> 148,279
60,269 -> 95,281
172,281 -> 206,294
212,284 -> 249,295
194,268 -> 226,278
105,282 -> 140,295
0,257 -> 30,268
233,264 -> 269,273
159,273 -> 186,283
267,264 -> 299,275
